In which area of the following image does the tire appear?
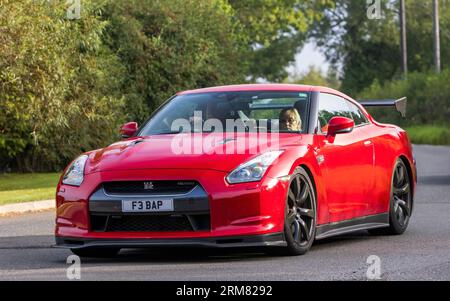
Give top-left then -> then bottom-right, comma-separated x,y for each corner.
369,158 -> 412,236
267,166 -> 317,256
70,247 -> 121,258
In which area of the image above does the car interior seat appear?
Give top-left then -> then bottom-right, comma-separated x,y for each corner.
293,100 -> 308,131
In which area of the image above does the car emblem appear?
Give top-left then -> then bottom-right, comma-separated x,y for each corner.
143,182 -> 154,190
316,155 -> 325,164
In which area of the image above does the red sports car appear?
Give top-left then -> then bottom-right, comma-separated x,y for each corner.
54,84 -> 416,257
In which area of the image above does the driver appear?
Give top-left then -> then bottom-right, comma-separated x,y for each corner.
279,108 -> 302,132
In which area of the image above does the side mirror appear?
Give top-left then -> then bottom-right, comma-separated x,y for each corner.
120,122 -> 138,139
327,116 -> 354,137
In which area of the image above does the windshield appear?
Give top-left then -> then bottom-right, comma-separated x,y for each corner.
138,91 -> 310,135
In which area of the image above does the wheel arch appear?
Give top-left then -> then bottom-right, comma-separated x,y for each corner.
398,154 -> 415,211
298,163 -> 318,203
297,163 -> 322,224
288,158 -> 328,225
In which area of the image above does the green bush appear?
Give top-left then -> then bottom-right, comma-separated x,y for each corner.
104,0 -> 248,122
0,0 -> 125,171
360,70 -> 450,127
0,0 -> 335,172
0,0 -> 248,171
406,126 -> 450,146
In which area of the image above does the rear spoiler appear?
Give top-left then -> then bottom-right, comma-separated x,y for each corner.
358,97 -> 407,118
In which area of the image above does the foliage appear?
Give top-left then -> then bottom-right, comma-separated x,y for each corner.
405,0 -> 450,73
312,0 -> 450,95
0,0 -> 125,171
103,0 -> 247,122
360,70 -> 450,127
1,0 -> 335,172
312,0 -> 450,142
3,0 -> 449,174
405,126 -> 450,146
286,65 -> 340,89
312,0 -> 400,95
229,0 -> 334,82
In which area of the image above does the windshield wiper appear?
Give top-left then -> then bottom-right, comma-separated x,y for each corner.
156,129 -> 219,134
151,130 -> 183,135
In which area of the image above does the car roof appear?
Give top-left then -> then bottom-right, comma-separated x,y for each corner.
177,84 -> 354,101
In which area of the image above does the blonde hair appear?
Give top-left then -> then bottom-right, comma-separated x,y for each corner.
279,108 -> 302,130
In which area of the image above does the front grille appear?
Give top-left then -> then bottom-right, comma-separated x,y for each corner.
107,215 -> 192,232
103,181 -> 197,195
90,180 -> 210,233
90,214 -> 210,232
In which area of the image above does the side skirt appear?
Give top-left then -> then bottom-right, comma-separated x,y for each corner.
315,213 -> 389,240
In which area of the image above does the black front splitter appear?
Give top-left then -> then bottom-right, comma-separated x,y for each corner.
54,233 -> 286,249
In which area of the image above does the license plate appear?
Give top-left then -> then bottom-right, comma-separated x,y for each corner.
122,199 -> 174,212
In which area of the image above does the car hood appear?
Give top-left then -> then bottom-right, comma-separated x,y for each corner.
85,133 -> 304,174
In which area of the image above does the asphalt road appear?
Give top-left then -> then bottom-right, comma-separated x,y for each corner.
1,144 -> 449,281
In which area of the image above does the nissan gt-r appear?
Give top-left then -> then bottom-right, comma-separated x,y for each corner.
54,84 -> 416,257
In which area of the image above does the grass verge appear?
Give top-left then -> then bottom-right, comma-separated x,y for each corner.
405,125 -> 450,146
0,173 -> 60,205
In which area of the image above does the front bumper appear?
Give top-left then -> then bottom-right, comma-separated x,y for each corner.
54,232 -> 286,249
55,169 -> 289,242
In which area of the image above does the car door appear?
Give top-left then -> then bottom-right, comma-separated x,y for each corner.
315,93 -> 374,223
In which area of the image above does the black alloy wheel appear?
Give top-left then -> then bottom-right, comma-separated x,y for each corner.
389,158 -> 412,233
370,158 -> 412,235
268,166 -> 316,256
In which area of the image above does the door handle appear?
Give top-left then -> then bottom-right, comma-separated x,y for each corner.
364,140 -> 373,146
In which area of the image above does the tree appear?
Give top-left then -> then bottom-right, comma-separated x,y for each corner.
3,0 -> 333,171
286,66 -> 340,89
0,0 -> 125,171
228,0 -> 334,82
312,0 -> 450,95
312,0 -> 400,95
103,0 -> 248,122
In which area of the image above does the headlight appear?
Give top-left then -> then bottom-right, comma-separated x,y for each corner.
226,151 -> 284,184
62,155 -> 89,186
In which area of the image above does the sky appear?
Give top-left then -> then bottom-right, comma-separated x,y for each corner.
286,41 -> 330,78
